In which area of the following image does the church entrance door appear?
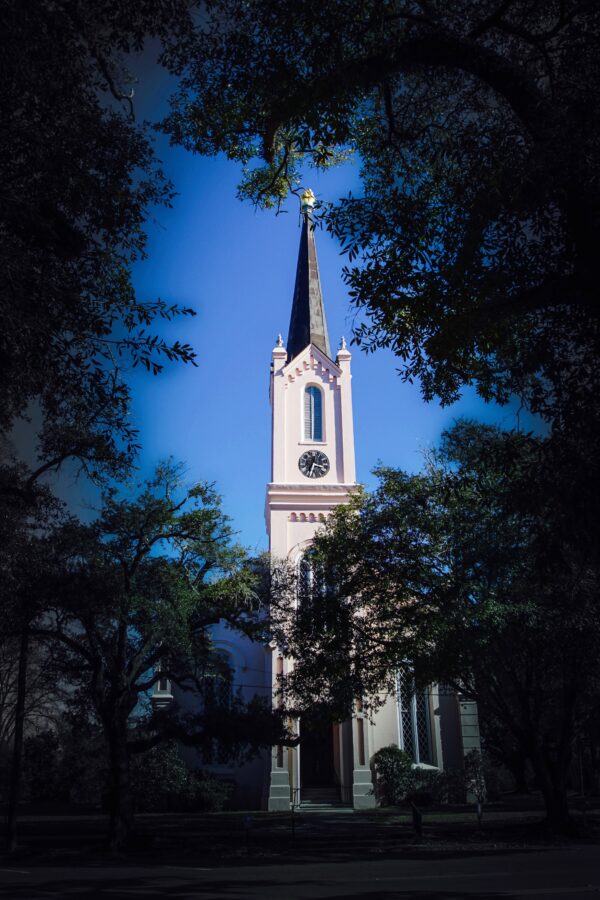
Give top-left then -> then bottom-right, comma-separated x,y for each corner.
299,717 -> 337,802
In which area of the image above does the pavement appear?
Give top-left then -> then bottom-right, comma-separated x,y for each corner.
1,846 -> 600,899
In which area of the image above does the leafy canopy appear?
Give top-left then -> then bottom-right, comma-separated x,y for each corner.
32,461 -> 285,761
163,0 -> 600,428
272,421 -> 600,824
1,0 -> 198,481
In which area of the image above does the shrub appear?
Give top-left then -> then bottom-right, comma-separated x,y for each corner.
407,768 -> 440,806
372,745 -> 493,809
464,749 -> 487,803
130,743 -> 232,812
410,766 -> 468,805
193,773 -> 233,812
372,745 -> 413,805
59,722 -> 107,806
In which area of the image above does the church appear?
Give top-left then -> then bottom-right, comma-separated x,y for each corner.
263,188 -> 480,811
155,188 -> 480,810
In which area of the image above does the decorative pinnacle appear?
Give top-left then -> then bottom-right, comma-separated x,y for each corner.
300,187 -> 316,214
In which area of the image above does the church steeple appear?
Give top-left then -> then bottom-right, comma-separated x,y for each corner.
286,188 -> 331,362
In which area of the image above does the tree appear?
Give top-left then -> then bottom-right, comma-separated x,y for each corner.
273,422 -> 600,830
0,638 -> 65,754
31,463 -> 287,850
1,1 -> 198,452
1,1 -> 201,850
163,0 -> 600,431
0,472 -> 70,852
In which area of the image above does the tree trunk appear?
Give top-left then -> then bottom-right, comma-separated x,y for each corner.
540,777 -> 570,830
6,625 -> 29,854
107,723 -> 134,852
507,750 -> 530,794
532,752 -> 572,832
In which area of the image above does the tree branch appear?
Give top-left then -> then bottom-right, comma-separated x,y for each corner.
263,29 -> 559,161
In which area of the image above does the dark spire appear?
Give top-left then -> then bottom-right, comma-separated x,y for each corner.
286,189 -> 331,362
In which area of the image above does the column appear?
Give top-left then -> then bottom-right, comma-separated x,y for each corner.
428,684 -> 444,769
459,696 -> 481,755
271,341 -> 287,483
267,651 -> 291,810
351,703 -> 376,809
336,343 -> 356,485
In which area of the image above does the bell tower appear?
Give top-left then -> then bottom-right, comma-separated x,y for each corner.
266,192 -> 357,557
265,189 -> 375,810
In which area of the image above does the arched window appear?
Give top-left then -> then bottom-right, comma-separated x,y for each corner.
297,550 -> 328,608
204,650 -> 233,763
298,554 -> 314,603
304,385 -> 323,441
205,650 -> 233,710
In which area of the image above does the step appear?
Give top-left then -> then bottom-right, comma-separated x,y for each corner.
296,803 -> 354,813
301,789 -> 341,800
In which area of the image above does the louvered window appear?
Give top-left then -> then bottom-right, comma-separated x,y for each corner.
304,386 -> 323,440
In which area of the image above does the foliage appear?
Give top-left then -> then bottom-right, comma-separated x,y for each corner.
372,745 -> 413,806
273,420 -> 600,829
409,767 -> 467,806
21,715 -> 108,809
371,746 -> 473,807
163,0 -> 600,432
0,635 -> 64,747
464,750 -> 487,804
30,462 -> 287,847
130,743 -> 232,812
480,710 -> 531,793
58,716 -> 108,808
22,730 -> 61,804
1,1 -> 198,473
20,720 -> 106,807
189,773 -> 233,813
0,1 -> 200,852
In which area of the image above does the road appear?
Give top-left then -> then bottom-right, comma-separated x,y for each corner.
1,845 -> 599,899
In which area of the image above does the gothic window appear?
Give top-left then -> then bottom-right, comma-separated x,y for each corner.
297,551 -> 328,610
204,650 -> 234,763
298,554 -> 314,605
304,385 -> 323,441
296,550 -> 340,646
397,667 -> 432,764
204,650 -> 233,710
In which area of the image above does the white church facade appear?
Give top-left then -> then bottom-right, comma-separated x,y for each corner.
156,189 -> 480,809
263,189 -> 479,810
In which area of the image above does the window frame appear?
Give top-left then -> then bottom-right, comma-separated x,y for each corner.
303,383 -> 324,442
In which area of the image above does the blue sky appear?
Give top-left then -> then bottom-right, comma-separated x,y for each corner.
67,61 -> 536,551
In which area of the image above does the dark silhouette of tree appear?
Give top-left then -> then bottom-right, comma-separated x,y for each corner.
32,463 -> 287,850
273,422 -> 600,831
1,1 -> 199,851
164,0 -> 600,431
1,1 -> 197,454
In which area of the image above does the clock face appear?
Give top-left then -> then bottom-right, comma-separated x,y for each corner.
299,449 -> 330,479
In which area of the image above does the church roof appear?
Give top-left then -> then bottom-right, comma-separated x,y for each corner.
286,210 -> 331,362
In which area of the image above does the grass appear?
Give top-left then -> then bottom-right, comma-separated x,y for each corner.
1,794 -> 598,866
